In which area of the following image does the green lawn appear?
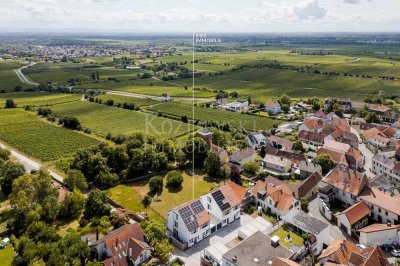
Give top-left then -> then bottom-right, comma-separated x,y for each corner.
0,244 -> 14,266
269,226 -> 304,248
0,61 -> 27,92
0,109 -> 100,161
107,172 -> 219,221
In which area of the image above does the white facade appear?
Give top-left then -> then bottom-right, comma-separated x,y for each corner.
359,228 -> 400,246
337,212 -> 368,235
254,194 -> 299,217
167,209 -> 211,248
265,101 -> 281,114
200,194 -> 241,228
332,187 -> 358,208
372,154 -> 400,183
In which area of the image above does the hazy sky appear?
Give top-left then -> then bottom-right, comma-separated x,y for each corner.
1,0 -> 400,33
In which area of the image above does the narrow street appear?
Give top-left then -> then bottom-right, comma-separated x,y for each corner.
350,126 -> 374,179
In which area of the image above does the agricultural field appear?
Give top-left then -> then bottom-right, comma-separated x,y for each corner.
50,101 -> 197,138
0,109 -> 100,161
107,172 -> 219,221
95,93 -> 159,107
0,92 -> 81,107
0,60 -> 27,92
147,101 -> 281,131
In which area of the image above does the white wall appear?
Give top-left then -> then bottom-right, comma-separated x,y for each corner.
359,229 -> 400,246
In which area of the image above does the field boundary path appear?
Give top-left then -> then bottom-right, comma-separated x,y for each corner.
0,143 -> 64,184
106,90 -> 210,102
14,63 -> 39,86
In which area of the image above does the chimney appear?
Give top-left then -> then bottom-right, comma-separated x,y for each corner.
387,222 -> 392,227
129,248 -> 132,256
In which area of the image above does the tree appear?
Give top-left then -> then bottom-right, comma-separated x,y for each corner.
0,160 -> 25,196
84,190 -> 111,219
149,175 -> 163,193
260,146 -> 267,158
230,165 -> 242,185
300,197 -> 309,213
204,152 -> 221,177
243,161 -> 260,175
59,189 -> 85,219
14,85 -> 22,92
5,99 -> 17,108
313,154 -> 335,175
64,170 -> 88,192
281,104 -> 290,114
141,195 -> 152,214
0,148 -> 10,161
292,140 -> 304,153
166,170 -> 183,188
279,94 -> 290,105
61,116 -> 81,130
110,211 -> 128,229
154,239 -> 174,264
96,71 -> 100,80
184,137 -> 208,167
365,112 -> 380,123
175,149 -> 186,167
142,220 -> 166,245
89,216 -> 110,241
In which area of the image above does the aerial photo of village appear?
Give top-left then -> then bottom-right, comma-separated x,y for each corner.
1,0 -> 400,265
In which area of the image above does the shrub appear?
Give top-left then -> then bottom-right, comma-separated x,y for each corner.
243,161 -> 260,175
61,116 -> 81,130
149,175 -> 164,193
166,170 -> 183,188
5,99 -> 16,108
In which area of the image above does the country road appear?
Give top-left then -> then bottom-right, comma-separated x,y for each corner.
0,143 -> 64,184
14,63 -> 39,86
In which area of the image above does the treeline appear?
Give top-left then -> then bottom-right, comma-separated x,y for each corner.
86,96 -> 141,111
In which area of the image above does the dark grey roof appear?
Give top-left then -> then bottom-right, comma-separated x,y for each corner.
281,209 -> 328,235
222,231 -> 293,266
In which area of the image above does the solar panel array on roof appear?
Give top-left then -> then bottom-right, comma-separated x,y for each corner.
190,200 -> 205,214
178,205 -> 199,232
212,190 -> 230,211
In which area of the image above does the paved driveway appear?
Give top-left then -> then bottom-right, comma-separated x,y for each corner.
308,197 -> 344,241
172,214 -> 272,266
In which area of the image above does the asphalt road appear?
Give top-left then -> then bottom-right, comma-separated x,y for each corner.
0,143 -> 64,184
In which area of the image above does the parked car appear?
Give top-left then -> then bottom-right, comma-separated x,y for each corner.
356,244 -> 366,250
0,237 -> 9,249
391,249 -> 400,257
382,244 -> 395,252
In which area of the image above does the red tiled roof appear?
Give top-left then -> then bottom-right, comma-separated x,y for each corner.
358,223 -> 400,233
359,187 -> 400,215
341,202 -> 371,225
252,181 -> 295,212
323,166 -> 368,196
272,257 -> 300,266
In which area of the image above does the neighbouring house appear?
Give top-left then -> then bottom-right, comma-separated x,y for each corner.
265,99 -> 281,114
91,224 -> 152,266
337,201 -> 371,236
317,140 -> 363,170
318,238 -> 390,266
216,98 -> 229,106
382,110 -> 400,126
271,257 -> 300,266
359,187 -> 400,225
200,181 -> 247,230
324,128 -> 359,149
281,209 -> 329,254
324,97 -> 352,113
297,160 -> 322,179
251,180 -> 300,217
290,172 -> 322,200
392,120 -> 400,130
372,153 -> 400,184
363,128 -> 390,147
222,231 -> 294,266
229,147 -> 255,165
167,198 -> 211,248
377,145 -> 398,158
352,101 -> 390,117
265,145 -> 306,164
225,101 -> 249,112
268,135 -> 294,152
358,223 -> 400,246
320,165 -> 369,207
298,130 -> 326,149
159,93 -> 170,102
299,117 -> 323,133
197,127 -> 229,163
262,154 -> 292,175
246,131 -> 268,150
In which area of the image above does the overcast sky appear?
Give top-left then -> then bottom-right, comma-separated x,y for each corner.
1,0 -> 399,33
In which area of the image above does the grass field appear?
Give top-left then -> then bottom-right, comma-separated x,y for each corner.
95,94 -> 158,107
0,109 -> 100,161
50,101 -> 197,138
269,226 -> 304,248
107,172 -> 219,221
0,243 -> 14,266
0,92 -> 81,107
147,102 -> 281,131
0,61 -> 27,92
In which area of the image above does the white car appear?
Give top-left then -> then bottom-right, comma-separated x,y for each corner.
0,237 -> 9,249
391,249 -> 400,257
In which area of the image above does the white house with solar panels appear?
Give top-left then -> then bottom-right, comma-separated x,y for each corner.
167,181 -> 248,248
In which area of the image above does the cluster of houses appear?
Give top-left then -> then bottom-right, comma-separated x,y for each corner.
83,96 -> 400,266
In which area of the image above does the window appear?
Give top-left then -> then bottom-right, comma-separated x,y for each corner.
174,221 -> 178,228
207,196 -> 211,203
207,204 -> 211,211
385,211 -> 388,216
378,208 -> 381,213
174,213 -> 178,221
